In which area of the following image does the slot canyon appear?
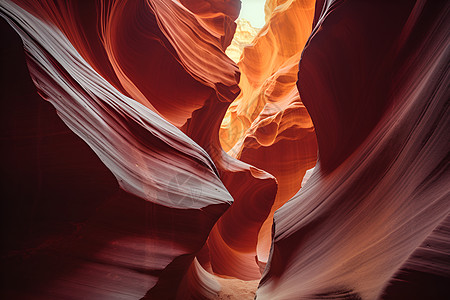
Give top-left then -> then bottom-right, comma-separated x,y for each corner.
0,0 -> 449,299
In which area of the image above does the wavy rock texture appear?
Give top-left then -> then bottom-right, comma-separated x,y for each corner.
220,0 -> 318,264
258,0 -> 450,299
225,18 -> 259,63
1,1 -> 237,298
0,0 -> 278,297
1,0 -> 449,299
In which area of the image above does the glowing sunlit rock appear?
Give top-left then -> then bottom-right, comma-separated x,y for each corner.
1,0 -> 448,299
225,18 -> 259,63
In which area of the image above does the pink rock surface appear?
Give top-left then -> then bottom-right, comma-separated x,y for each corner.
1,0 -> 448,299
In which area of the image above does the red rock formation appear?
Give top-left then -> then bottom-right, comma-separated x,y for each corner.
1,0 -> 277,296
1,0 -> 449,299
258,1 -> 450,299
0,0 -> 241,298
220,0 -> 318,264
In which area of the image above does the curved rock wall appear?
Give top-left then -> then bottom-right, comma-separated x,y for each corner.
1,0 -> 448,299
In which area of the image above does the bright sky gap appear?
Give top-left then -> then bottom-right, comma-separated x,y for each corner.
239,0 -> 266,28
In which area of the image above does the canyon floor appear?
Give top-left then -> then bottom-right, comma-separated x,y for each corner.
215,277 -> 259,300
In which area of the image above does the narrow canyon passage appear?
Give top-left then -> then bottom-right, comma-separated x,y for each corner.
1,0 -> 449,300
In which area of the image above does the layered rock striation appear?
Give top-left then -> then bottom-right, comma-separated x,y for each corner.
1,0 -> 448,299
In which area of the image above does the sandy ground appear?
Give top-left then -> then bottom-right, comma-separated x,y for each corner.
215,277 -> 260,300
